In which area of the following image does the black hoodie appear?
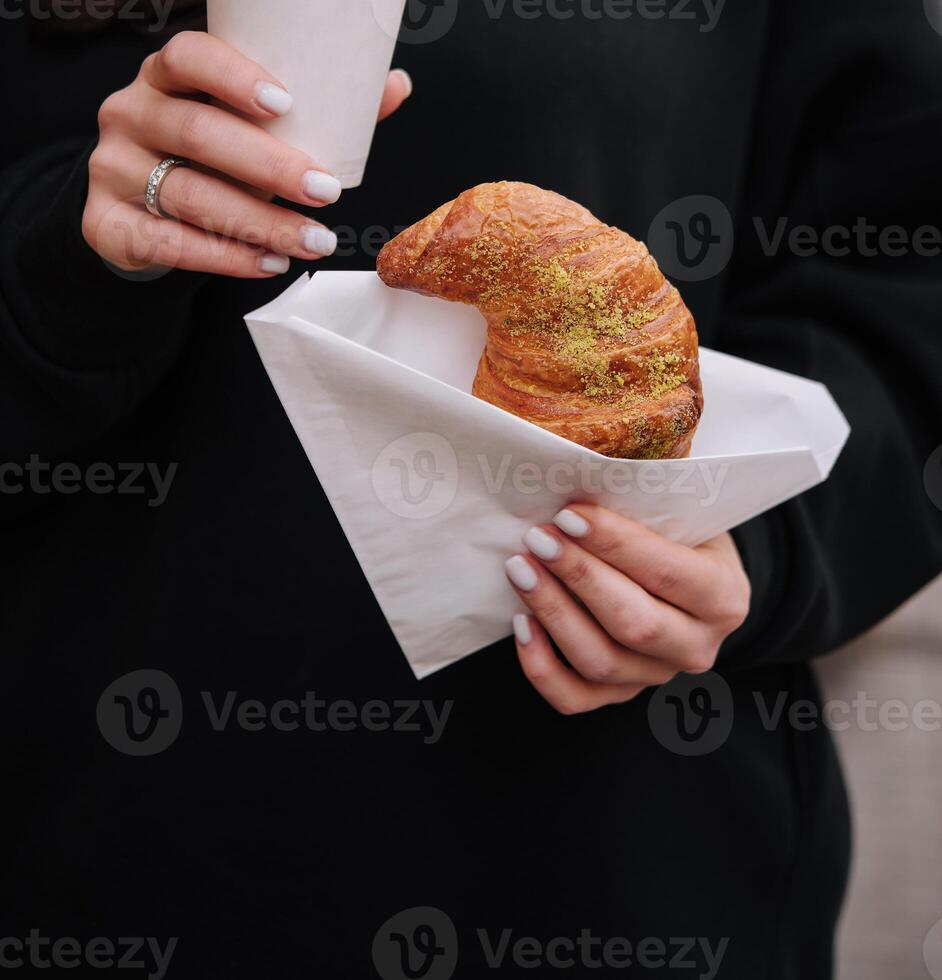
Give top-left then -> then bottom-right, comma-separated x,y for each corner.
1,2 -> 940,976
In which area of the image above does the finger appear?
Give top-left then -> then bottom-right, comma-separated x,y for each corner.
130,153 -> 338,259
129,95 -> 342,207
505,555 -> 678,685
519,528 -> 716,672
511,614 -> 645,715
551,504 -> 733,621
86,197 -> 292,279
378,69 -> 413,121
144,31 -> 294,120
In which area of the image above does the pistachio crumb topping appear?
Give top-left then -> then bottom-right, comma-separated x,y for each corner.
465,237 -> 668,399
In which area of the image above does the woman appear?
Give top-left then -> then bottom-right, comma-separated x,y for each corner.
2,2 -> 940,977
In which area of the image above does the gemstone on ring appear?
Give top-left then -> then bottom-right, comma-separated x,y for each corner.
144,157 -> 187,219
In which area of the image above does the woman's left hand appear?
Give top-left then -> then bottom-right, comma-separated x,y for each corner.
505,504 -> 751,714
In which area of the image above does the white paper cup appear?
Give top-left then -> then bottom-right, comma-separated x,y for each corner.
207,0 -> 406,189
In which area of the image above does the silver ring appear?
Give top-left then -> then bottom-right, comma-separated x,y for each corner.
144,157 -> 187,218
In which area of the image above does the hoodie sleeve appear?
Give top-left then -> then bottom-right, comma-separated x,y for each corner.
0,140 -> 207,465
718,0 -> 942,669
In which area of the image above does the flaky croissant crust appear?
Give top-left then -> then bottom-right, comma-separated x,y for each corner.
377,182 -> 702,459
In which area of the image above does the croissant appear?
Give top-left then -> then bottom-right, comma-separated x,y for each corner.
377,181 -> 702,459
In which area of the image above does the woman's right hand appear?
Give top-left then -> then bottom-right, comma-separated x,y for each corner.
82,31 -> 412,278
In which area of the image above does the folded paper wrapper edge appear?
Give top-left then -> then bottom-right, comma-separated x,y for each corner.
244,272 -> 852,678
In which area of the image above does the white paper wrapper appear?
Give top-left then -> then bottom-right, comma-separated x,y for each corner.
246,272 -> 850,678
207,0 -> 406,188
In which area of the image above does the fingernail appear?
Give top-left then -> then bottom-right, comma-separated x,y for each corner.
301,226 -> 338,256
391,67 -> 413,99
513,614 -> 532,646
505,555 -> 538,592
255,81 -> 293,116
303,170 -> 342,205
523,526 -> 561,561
259,252 -> 290,274
554,509 -> 590,538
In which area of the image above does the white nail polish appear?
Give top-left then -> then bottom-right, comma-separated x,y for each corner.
505,555 -> 538,592
303,170 -> 342,204
301,226 -> 338,256
255,82 -> 293,116
523,526 -> 561,561
259,253 -> 290,274
513,614 -> 532,646
554,509 -> 591,538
